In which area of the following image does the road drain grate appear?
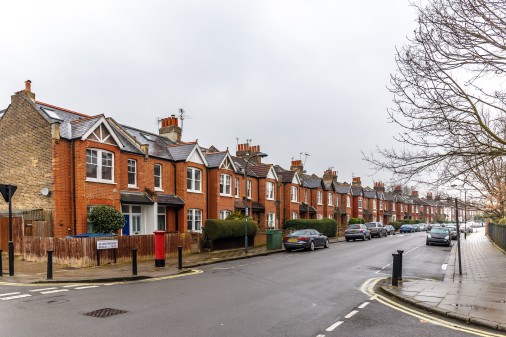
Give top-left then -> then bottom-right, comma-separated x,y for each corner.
83,308 -> 128,318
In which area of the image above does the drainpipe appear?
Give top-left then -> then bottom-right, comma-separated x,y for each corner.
71,139 -> 77,235
172,162 -> 178,232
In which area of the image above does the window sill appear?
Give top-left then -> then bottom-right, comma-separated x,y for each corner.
155,188 -> 164,192
220,194 -> 233,198
128,185 -> 138,189
86,179 -> 117,185
187,190 -> 204,194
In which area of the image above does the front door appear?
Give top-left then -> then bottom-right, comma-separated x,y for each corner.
122,214 -> 130,236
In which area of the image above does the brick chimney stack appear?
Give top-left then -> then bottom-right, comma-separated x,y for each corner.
159,114 -> 182,143
412,190 -> 419,197
236,143 -> 263,164
323,169 -> 337,182
426,192 -> 433,200
394,185 -> 402,195
373,181 -> 385,192
351,177 -> 362,187
13,80 -> 36,102
290,160 -> 304,175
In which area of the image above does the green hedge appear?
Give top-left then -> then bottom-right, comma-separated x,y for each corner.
284,219 -> 337,237
203,219 -> 258,241
348,217 -> 365,225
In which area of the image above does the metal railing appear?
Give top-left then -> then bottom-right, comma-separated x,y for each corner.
487,223 -> 506,252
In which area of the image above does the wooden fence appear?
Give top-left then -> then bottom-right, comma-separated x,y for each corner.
0,217 -> 23,253
22,232 -> 201,268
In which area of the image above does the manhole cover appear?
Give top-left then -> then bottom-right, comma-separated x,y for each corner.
83,308 -> 128,318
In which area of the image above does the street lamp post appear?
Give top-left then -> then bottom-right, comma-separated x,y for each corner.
243,152 -> 268,254
454,197 -> 463,275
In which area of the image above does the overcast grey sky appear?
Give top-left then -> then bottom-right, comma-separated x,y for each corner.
1,0 -> 416,187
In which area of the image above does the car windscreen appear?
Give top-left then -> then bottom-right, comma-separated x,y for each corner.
291,230 -> 309,236
365,223 -> 376,228
347,225 -> 360,229
430,228 -> 448,234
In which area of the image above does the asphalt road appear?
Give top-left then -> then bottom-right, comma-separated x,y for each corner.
0,232 -> 492,337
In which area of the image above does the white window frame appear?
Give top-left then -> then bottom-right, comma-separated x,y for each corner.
187,167 -> 202,192
317,214 -> 323,220
347,195 -> 351,208
220,210 -> 231,219
304,189 -> 308,203
266,182 -> 275,200
291,186 -> 298,202
328,214 -> 333,219
291,212 -> 298,219
380,200 -> 383,210
358,197 -> 363,209
373,200 -> 377,210
336,196 -> 339,207
327,192 -> 333,206
187,209 -> 202,232
86,148 -> 114,183
220,174 -> 232,196
247,180 -> 252,199
234,178 -> 239,198
154,164 -> 162,191
266,213 -> 275,228
157,206 -> 166,231
127,159 -> 137,187
317,191 -> 323,205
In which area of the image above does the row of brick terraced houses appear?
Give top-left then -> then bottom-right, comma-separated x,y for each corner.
0,82 -> 473,238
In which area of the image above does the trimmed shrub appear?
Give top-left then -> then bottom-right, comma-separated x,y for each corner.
498,218 -> 506,225
89,205 -> 125,234
348,217 -> 365,225
392,221 -> 403,230
203,219 -> 257,241
284,218 -> 337,237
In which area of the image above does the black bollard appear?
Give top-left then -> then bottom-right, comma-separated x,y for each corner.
8,241 -> 14,276
132,248 -> 138,276
0,249 -> 3,277
397,250 -> 404,280
392,253 -> 400,286
47,250 -> 53,280
178,246 -> 183,271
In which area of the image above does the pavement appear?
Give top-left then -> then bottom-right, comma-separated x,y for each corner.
381,228 -> 506,332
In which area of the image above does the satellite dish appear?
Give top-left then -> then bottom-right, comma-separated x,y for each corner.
40,187 -> 50,196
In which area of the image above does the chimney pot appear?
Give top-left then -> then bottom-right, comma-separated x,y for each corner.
25,80 -> 31,92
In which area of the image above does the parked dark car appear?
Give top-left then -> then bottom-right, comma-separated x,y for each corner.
426,228 -> 451,246
446,225 -> 458,240
365,222 -> 387,238
400,224 -> 415,233
283,229 -> 329,251
345,224 -> 371,241
384,225 -> 396,235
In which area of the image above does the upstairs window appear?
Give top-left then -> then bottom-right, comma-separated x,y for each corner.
304,189 -> 308,203
317,191 -> 323,205
234,178 -> 239,197
128,159 -> 137,187
358,197 -> 363,209
266,182 -> 275,200
373,200 -> 377,210
86,149 -> 114,183
247,180 -> 252,199
336,196 -> 339,207
347,196 -> 351,208
291,186 -> 298,202
187,167 -> 202,192
220,174 -> 232,196
327,192 -> 333,206
154,164 -> 162,190
380,200 -> 383,210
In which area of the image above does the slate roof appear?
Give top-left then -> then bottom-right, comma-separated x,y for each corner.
206,152 -> 228,168
107,122 -> 145,155
335,184 -> 351,194
249,165 -> 272,178
156,194 -> 185,207
70,116 -> 102,138
120,191 -> 154,204
384,193 -> 397,202
167,143 -> 198,162
36,102 -> 90,139
299,203 -> 317,214
119,124 -> 174,158
303,177 -> 323,189
363,190 -> 377,199
232,156 -> 259,177
351,187 -> 363,196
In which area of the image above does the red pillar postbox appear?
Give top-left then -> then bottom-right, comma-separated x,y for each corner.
154,230 -> 165,267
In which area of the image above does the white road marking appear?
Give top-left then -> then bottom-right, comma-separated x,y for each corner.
441,263 -> 448,271
63,285 -> 80,288
0,292 -> 21,297
1,294 -> 31,300
74,286 -> 99,290
326,321 -> 343,331
358,302 -> 370,309
40,289 -> 69,294
316,334 -> 326,337
30,287 -> 57,292
345,310 -> 358,319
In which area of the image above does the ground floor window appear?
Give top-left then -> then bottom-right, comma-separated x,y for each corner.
87,205 -> 99,233
328,214 -> 333,219
188,209 -> 202,232
317,214 -> 323,220
267,213 -> 275,228
220,210 -> 231,220
291,212 -> 298,220
157,206 -> 166,231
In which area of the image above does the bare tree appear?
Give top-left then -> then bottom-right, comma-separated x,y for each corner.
366,0 -> 506,184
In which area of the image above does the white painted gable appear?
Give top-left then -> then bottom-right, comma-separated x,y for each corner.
220,156 -> 235,171
187,147 -> 205,165
82,117 -> 123,148
267,167 -> 278,180
292,172 -> 301,185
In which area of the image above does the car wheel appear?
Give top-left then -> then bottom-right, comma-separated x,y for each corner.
345,238 -> 350,242
309,241 -> 315,251
368,234 -> 372,240
447,242 -> 451,247
426,241 -> 430,246
285,248 -> 292,252
324,239 -> 329,248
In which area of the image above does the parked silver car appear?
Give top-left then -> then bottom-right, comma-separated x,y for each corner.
345,224 -> 371,241
365,222 -> 387,238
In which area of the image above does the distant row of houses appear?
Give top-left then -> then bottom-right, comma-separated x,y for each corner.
0,81 -> 477,238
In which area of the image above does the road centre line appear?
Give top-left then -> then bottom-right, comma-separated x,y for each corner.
344,310 -> 358,319
1,294 -> 31,301
326,321 -> 343,331
40,289 -> 69,294
30,287 -> 57,292
0,292 -> 21,297
358,302 -> 370,309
